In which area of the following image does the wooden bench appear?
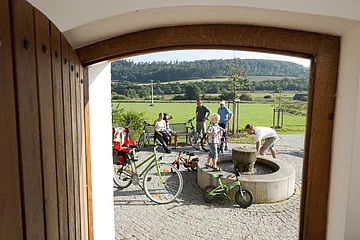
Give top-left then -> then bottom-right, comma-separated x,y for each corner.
145,122 -> 189,145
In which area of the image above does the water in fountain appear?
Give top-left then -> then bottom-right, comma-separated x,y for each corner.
218,161 -> 275,175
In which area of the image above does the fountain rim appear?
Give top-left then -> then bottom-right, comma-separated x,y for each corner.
217,154 -> 295,183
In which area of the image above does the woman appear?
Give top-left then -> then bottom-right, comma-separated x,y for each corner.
154,112 -> 171,153
163,113 -> 178,149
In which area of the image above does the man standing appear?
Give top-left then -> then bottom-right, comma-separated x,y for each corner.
245,124 -> 278,158
195,99 -> 211,135
217,100 -> 232,151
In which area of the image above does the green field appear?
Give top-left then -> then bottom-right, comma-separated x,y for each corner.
112,102 -> 306,134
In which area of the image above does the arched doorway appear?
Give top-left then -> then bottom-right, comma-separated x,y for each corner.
77,24 -> 339,239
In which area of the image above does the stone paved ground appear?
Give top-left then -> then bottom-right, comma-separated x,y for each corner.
114,135 -> 304,240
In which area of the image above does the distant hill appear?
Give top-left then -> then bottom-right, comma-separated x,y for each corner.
111,59 -> 309,83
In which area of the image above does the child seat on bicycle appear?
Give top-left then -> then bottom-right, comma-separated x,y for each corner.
113,127 -> 137,165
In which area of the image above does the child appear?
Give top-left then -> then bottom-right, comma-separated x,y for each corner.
205,113 -> 225,171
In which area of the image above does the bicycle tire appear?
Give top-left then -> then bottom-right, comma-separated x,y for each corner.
137,132 -> 146,151
189,131 -> 200,150
113,162 -> 133,189
143,163 -> 183,204
202,185 -> 218,203
200,135 -> 210,152
190,162 -> 198,171
235,188 -> 254,208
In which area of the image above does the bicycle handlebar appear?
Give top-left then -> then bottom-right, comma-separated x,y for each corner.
187,117 -> 196,123
141,121 -> 154,126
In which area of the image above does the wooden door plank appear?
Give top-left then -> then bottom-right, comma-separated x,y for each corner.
34,9 -> 59,240
79,63 -> 89,240
61,35 -> 76,240
50,22 -> 69,240
0,0 -> 24,238
69,47 -> 81,240
83,67 -> 94,240
10,0 -> 45,238
75,57 -> 84,239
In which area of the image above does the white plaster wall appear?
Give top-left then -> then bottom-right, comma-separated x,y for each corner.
328,23 -> 360,240
88,62 -> 115,240
345,25 -> 360,238
64,6 -> 359,48
27,0 -> 360,32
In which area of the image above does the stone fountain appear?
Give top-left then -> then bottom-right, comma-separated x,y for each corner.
197,146 -> 296,203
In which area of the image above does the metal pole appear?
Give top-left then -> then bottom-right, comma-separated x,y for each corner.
273,108 -> 276,128
237,100 -> 240,132
232,100 -> 236,134
150,80 -> 154,106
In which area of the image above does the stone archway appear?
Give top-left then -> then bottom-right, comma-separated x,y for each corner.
77,24 -> 339,240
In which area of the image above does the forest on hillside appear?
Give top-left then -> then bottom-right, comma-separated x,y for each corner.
111,77 -> 308,100
111,59 -> 309,83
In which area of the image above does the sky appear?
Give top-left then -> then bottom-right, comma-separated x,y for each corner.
126,49 -> 311,67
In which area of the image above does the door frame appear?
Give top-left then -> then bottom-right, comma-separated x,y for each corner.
77,24 -> 340,240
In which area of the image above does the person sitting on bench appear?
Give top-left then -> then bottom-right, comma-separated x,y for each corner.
154,112 -> 171,153
163,112 -> 178,149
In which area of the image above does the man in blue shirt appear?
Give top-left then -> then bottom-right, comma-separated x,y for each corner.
217,100 -> 232,151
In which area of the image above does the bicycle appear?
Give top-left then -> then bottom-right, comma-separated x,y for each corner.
113,142 -> 184,204
172,151 -> 199,171
186,117 -> 210,152
202,171 -> 254,208
137,121 -> 153,151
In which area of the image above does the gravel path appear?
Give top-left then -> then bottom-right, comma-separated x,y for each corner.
113,134 -> 304,240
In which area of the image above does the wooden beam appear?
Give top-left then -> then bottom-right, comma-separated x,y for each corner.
76,25 -> 316,66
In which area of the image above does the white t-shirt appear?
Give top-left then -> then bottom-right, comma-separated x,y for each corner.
155,120 -> 166,131
255,127 -> 277,142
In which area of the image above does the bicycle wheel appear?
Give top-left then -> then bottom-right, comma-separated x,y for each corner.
200,135 -> 210,152
190,158 -> 199,172
143,163 -> 183,204
235,188 -> 254,208
113,163 -> 133,189
137,132 -> 146,151
202,185 -> 218,203
189,131 -> 200,150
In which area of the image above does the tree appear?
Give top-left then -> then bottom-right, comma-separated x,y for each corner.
226,58 -> 249,101
123,89 -> 139,98
184,84 -> 201,100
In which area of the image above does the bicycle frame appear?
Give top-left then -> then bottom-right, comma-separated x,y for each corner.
208,174 -> 241,196
129,145 -> 165,182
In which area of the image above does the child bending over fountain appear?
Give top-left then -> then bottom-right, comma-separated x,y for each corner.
205,113 -> 226,171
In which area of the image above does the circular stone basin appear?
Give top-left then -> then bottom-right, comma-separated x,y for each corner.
197,154 -> 295,203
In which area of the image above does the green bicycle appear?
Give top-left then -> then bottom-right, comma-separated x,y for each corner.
202,171 -> 254,208
113,142 -> 183,204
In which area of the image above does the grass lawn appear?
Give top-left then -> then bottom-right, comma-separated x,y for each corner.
112,102 -> 306,134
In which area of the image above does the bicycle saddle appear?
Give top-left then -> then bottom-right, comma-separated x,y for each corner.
127,144 -> 137,149
212,174 -> 224,179
185,152 -> 194,156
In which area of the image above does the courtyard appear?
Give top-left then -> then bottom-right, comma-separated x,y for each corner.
114,134 -> 304,240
